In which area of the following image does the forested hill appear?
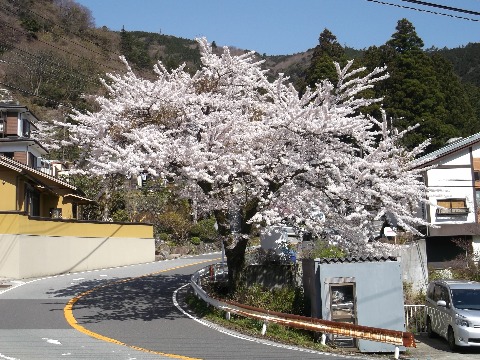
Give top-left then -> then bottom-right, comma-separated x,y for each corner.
433,43 -> 480,86
0,0 -> 479,153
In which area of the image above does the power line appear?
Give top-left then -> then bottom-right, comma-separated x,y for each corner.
400,0 -> 480,16
0,80 -> 75,109
366,0 -> 480,21
0,19 -> 122,72
0,41 -> 103,86
4,1 -> 124,62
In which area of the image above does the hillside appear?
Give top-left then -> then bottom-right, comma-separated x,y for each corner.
431,43 -> 480,86
0,0 -> 479,143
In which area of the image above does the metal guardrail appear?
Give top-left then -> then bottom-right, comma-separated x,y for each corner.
190,263 -> 416,357
404,304 -> 426,333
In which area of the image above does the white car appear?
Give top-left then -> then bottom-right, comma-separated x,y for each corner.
425,279 -> 480,351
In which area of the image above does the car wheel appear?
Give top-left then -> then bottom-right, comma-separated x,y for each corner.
426,316 -> 436,338
447,326 -> 458,351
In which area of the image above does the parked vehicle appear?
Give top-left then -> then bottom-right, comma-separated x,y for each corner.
425,279 -> 480,351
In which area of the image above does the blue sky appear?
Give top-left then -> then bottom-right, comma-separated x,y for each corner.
75,0 -> 479,55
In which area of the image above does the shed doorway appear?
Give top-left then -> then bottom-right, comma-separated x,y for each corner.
329,282 -> 357,347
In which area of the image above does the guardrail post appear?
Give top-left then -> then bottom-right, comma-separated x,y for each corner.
225,311 -> 231,320
394,346 -> 399,359
261,321 -> 267,336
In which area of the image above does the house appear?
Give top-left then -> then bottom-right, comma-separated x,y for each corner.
0,102 -> 155,279
414,133 -> 480,267
0,102 -> 90,218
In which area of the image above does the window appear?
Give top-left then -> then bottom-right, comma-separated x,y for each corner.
28,153 -> 37,169
451,289 -> 480,310
22,118 -> 30,137
436,199 -> 468,216
25,184 -> 40,217
433,284 -> 450,307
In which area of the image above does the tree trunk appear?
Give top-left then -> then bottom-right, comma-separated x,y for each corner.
224,236 -> 249,294
214,207 -> 251,294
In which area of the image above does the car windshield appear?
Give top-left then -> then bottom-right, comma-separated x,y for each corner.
451,288 -> 480,310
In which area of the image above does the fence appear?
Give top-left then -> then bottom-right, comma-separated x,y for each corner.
404,304 -> 426,333
191,263 -> 416,359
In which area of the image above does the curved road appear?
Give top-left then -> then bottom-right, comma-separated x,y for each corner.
0,253 -> 367,360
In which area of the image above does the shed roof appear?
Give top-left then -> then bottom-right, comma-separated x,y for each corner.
315,256 -> 398,264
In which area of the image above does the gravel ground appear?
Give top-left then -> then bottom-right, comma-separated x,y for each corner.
403,334 -> 480,360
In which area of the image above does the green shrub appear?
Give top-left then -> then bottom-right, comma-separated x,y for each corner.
158,232 -> 171,242
233,283 -> 305,315
157,211 -> 192,243
111,209 -> 129,222
189,216 -> 218,242
403,281 -> 425,304
303,240 -> 346,259
190,236 -> 201,245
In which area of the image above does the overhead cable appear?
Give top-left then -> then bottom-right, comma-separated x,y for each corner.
4,1 -> 124,62
400,0 -> 480,16
366,0 -> 480,21
0,80 -> 75,109
0,20 -> 123,72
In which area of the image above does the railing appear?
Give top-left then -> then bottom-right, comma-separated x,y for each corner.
436,207 -> 469,216
404,304 -> 426,333
191,264 -> 416,359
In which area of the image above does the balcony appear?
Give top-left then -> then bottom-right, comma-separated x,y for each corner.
436,207 -> 469,216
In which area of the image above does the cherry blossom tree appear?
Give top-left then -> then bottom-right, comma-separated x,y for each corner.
65,38 -> 430,291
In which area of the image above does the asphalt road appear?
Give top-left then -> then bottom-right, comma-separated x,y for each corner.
0,253 -> 369,360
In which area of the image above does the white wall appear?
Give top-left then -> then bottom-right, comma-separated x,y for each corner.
391,240 -> 428,293
473,236 -> 480,263
0,142 -> 44,159
426,147 -> 476,226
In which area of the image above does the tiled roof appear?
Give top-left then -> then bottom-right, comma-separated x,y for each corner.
316,256 -> 397,264
0,155 -> 76,190
413,132 -> 480,168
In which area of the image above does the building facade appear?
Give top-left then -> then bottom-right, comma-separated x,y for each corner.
0,102 -> 155,279
414,134 -> 480,266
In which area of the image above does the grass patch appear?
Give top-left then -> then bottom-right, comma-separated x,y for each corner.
186,291 -> 335,353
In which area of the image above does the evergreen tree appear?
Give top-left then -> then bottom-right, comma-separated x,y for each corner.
431,54 -> 478,136
303,29 -> 348,89
363,19 -> 477,151
386,18 -> 424,54
120,27 -> 151,69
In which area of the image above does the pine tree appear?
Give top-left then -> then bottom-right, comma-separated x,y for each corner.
120,27 -> 151,69
363,19 -> 477,151
303,29 -> 348,89
386,18 -> 424,54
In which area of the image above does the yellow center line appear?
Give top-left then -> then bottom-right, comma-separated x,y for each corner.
64,258 -> 220,360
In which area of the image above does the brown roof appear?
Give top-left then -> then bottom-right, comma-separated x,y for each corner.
0,155 -> 76,190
